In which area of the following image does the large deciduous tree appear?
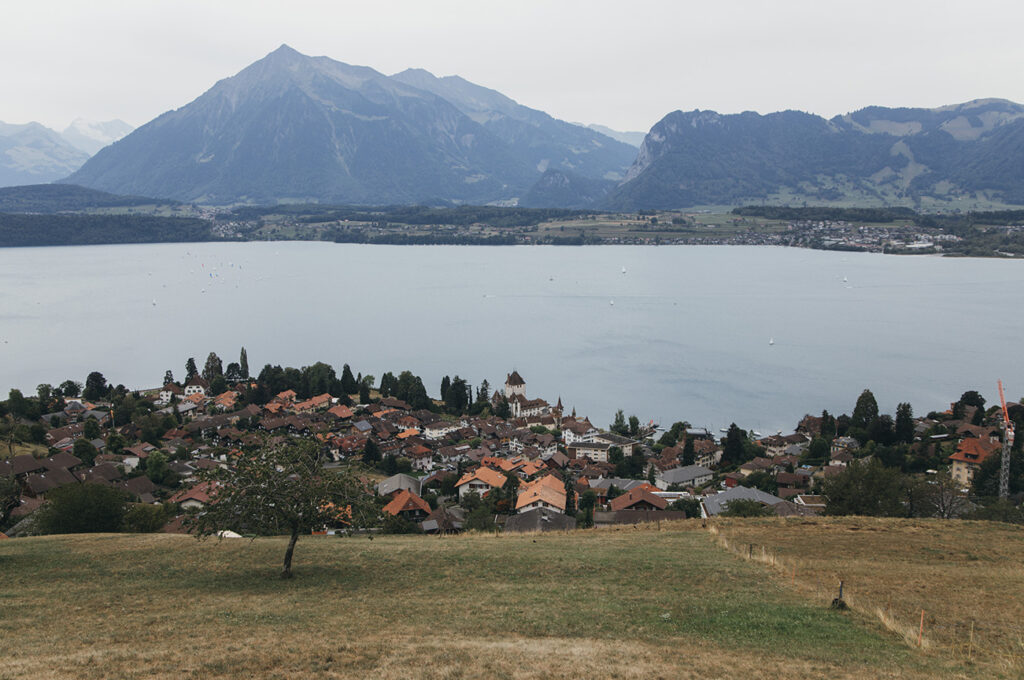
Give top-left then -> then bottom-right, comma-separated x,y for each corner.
187,440 -> 376,578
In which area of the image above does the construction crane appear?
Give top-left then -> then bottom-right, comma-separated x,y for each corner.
997,381 -> 1015,499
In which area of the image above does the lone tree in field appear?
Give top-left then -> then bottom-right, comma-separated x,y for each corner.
187,440 -> 377,578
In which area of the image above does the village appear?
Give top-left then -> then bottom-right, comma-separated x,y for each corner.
0,359 -> 1018,538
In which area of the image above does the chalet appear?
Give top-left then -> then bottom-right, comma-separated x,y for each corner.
949,437 -> 1001,486
455,466 -> 507,501
157,383 -> 184,405
382,489 -> 432,521
562,418 -> 598,445
515,475 -> 568,514
170,482 -> 215,511
423,420 -> 457,440
609,486 -> 667,512
183,376 -> 210,398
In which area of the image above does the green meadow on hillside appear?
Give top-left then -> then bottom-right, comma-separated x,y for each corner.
0,520 -> 993,679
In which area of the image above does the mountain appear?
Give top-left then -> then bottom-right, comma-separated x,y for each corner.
0,121 -> 90,187
64,45 -> 637,206
61,119 -> 134,155
390,69 -> 634,180
519,169 -> 615,209
0,183 -> 170,213
609,99 -> 1024,209
584,124 -> 646,148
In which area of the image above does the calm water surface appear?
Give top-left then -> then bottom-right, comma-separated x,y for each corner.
1,242 -> 1021,433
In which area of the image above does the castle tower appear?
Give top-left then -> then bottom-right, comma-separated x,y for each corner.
504,370 -> 526,399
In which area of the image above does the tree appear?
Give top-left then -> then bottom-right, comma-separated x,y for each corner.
445,376 -> 469,413
59,380 -> 81,398
73,438 -> 98,466
224,362 -> 242,381
359,381 -> 370,404
239,347 -> 250,379
477,379 -> 490,405
202,352 -> 223,382
340,364 -> 358,395
163,370 -> 175,386
851,389 -> 879,430
822,459 -> 905,517
185,358 -> 198,381
6,389 -> 28,418
146,450 -> 170,484
82,372 -> 109,402
610,409 -> 628,436
720,499 -> 772,517
668,497 -> 702,517
894,402 -> 914,444
820,410 -> 836,441
682,437 -> 696,466
721,423 -> 747,467
362,439 -> 381,465
958,390 -> 986,411
188,440 -> 376,578
36,483 -> 129,534
628,415 -> 640,438
0,474 -> 20,527
577,489 -> 597,528
440,375 -> 451,402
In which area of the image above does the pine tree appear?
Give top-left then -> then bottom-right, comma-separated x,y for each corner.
239,347 -> 249,379
185,357 -> 198,381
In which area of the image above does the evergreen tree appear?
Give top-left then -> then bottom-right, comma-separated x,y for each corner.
721,423 -> 748,467
239,347 -> 250,379
610,409 -> 629,436
340,364 -> 358,394
477,379 -> 490,404
820,410 -> 836,441
440,375 -> 451,402
682,436 -> 696,465
894,402 -> 914,443
163,369 -> 174,386
185,357 -> 198,381
359,381 -> 370,404
362,439 -> 381,465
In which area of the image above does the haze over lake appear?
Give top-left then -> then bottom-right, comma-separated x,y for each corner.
1,243 -> 1020,433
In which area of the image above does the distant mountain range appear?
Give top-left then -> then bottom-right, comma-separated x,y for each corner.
0,118 -> 133,187
11,44 -> 1024,210
608,99 -> 1024,209
64,45 -> 636,205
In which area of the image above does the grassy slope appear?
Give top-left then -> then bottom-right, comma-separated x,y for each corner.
713,517 -> 1024,677
0,521 -> 974,679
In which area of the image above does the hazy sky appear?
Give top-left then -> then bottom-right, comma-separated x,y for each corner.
3,0 -> 1023,133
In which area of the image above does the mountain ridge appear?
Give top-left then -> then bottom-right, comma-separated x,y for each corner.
64,45 -> 637,206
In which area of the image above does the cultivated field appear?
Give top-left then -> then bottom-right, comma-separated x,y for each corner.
0,519 -> 1004,679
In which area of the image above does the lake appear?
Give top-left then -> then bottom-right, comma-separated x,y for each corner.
1,242 -> 1021,434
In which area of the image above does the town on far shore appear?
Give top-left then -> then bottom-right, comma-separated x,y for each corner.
1,350 -> 1021,538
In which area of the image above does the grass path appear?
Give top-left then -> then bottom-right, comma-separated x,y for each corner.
0,522 -> 971,679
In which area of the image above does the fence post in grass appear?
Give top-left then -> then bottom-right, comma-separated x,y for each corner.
918,610 -> 925,647
748,543 -> 753,558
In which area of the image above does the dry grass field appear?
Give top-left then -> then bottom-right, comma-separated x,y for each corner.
0,519 -> 1003,679
711,517 -> 1024,677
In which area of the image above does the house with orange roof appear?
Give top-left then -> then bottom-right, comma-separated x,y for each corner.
170,482 -> 217,511
396,428 -> 421,440
382,489 -> 432,521
327,404 -> 354,420
455,466 -> 508,501
609,487 -> 669,512
515,483 -> 567,514
275,389 -> 297,403
293,393 -> 331,413
949,437 -> 1001,486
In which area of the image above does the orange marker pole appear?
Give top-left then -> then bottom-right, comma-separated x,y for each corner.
918,610 -> 925,647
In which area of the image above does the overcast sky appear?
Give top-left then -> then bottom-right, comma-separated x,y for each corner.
3,0 -> 1023,133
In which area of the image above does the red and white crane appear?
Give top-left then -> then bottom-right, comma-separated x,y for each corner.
997,381 -> 1015,499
